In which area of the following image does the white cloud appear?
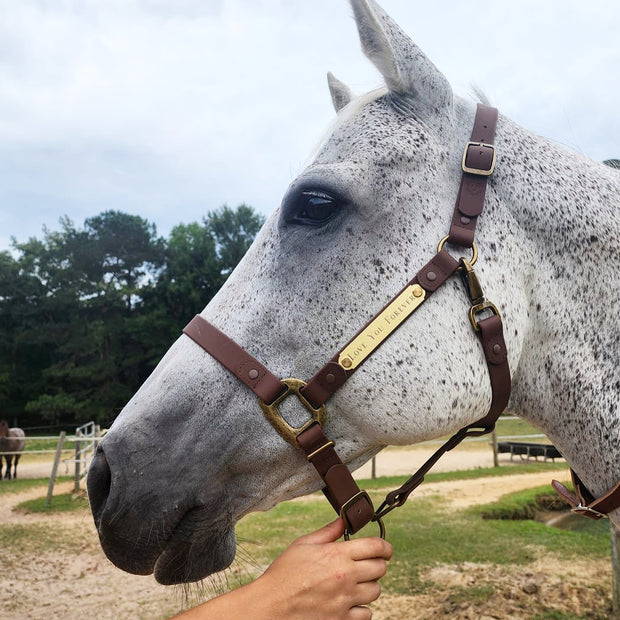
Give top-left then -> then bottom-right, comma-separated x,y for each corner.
0,0 -> 618,249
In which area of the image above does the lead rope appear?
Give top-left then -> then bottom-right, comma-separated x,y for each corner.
183,104 -> 511,538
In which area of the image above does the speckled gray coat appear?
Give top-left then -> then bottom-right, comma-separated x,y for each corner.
87,0 -> 620,585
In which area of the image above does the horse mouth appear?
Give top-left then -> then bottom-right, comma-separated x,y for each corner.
153,507 -> 236,585
95,505 -> 236,585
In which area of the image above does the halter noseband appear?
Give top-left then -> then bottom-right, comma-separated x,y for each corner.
182,104 -> 617,537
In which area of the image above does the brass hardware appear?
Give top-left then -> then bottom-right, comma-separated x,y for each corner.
469,301 -> 500,332
340,491 -> 386,540
306,440 -> 335,462
460,258 -> 485,305
462,141 -> 496,176
571,504 -> 607,520
259,378 -> 326,447
437,236 -> 478,267
344,516 -> 386,541
337,284 -> 426,371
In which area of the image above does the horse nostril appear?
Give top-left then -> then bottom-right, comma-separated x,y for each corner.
86,447 -> 112,526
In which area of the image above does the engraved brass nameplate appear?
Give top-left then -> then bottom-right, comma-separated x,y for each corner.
337,284 -> 426,371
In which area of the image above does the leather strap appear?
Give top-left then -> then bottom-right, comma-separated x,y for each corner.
181,104 -> 510,535
296,422 -> 375,533
301,249 -> 460,409
183,317 -> 285,404
447,104 -> 498,247
474,314 -> 511,427
552,470 -> 620,520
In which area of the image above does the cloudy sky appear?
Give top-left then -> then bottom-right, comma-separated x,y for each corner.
0,0 -> 618,251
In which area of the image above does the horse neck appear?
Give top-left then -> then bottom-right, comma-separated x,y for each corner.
494,118 -> 620,500
495,117 -> 620,251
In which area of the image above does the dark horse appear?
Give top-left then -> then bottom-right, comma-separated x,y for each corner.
0,420 -> 26,480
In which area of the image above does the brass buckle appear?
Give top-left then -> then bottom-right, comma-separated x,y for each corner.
340,491 -> 386,540
258,378 -> 326,447
462,141 -> 496,176
437,236 -> 478,268
469,301 -> 500,332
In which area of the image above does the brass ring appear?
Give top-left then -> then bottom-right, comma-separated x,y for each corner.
343,516 -> 386,541
437,236 -> 478,267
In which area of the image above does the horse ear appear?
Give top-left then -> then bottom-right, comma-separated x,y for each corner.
327,72 -> 354,112
350,0 -> 452,115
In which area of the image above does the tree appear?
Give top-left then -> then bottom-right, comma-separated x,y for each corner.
0,205 -> 264,427
206,204 -> 265,276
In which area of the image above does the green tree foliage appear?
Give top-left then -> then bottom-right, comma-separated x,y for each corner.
0,205 -> 264,427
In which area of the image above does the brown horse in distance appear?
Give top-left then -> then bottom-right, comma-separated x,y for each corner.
0,420 -> 26,479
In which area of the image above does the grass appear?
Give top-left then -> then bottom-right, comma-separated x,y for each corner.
235,478 -> 610,595
15,491 -> 90,513
357,460 -> 568,490
0,476 -> 71,495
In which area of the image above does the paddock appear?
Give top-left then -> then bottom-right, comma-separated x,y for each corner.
0,450 -> 612,619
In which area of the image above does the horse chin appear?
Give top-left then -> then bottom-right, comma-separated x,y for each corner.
153,508 -> 236,585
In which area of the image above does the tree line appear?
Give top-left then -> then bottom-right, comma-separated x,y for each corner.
0,205 -> 265,429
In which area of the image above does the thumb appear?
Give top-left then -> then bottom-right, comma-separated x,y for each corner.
295,518 -> 345,546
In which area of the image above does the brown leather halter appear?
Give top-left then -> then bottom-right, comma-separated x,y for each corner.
183,103 -> 620,533
182,104 -> 516,537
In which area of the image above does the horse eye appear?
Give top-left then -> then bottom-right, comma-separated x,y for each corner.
288,190 -> 339,226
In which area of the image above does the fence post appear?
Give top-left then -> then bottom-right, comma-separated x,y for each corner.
612,522 -> 620,618
46,431 -> 66,507
492,428 -> 499,468
73,429 -> 82,494
371,456 -> 376,479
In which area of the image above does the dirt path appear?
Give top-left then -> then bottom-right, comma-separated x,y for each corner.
1,451 -> 610,619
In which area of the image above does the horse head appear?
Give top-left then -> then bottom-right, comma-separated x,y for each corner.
87,0 -> 620,585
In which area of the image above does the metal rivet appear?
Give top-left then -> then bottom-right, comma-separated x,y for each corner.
412,285 -> 423,298
460,216 -> 471,225
426,271 -> 437,282
325,373 -> 335,384
248,369 -> 259,380
341,358 -> 352,369
492,344 -> 502,355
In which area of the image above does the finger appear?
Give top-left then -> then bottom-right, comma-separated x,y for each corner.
354,580 -> 382,606
347,605 -> 372,620
352,558 -> 388,583
346,537 -> 393,561
294,517 -> 345,546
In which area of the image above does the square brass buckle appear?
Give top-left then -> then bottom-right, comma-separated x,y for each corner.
258,378 -> 326,447
462,142 -> 496,176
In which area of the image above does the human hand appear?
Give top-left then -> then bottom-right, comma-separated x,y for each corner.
253,517 -> 393,619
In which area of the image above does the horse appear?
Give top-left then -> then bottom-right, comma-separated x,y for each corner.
0,420 -> 26,480
86,0 -> 619,586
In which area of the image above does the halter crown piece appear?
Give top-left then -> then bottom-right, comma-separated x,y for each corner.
183,104 -> 617,537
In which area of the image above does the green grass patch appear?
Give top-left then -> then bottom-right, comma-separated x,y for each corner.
23,436 -> 64,452
472,485 -> 567,520
236,478 -> 610,596
357,461 -> 568,490
0,522 -> 87,554
15,491 -> 90,514
0,476 -> 71,495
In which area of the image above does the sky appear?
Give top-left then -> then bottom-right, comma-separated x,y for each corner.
0,0 -> 618,251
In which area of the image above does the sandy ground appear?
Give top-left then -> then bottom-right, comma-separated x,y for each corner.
0,449 -> 613,619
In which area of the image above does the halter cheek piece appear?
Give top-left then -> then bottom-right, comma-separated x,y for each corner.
183,104 -> 617,537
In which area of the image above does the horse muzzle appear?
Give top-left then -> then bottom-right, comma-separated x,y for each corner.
87,445 -> 237,584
